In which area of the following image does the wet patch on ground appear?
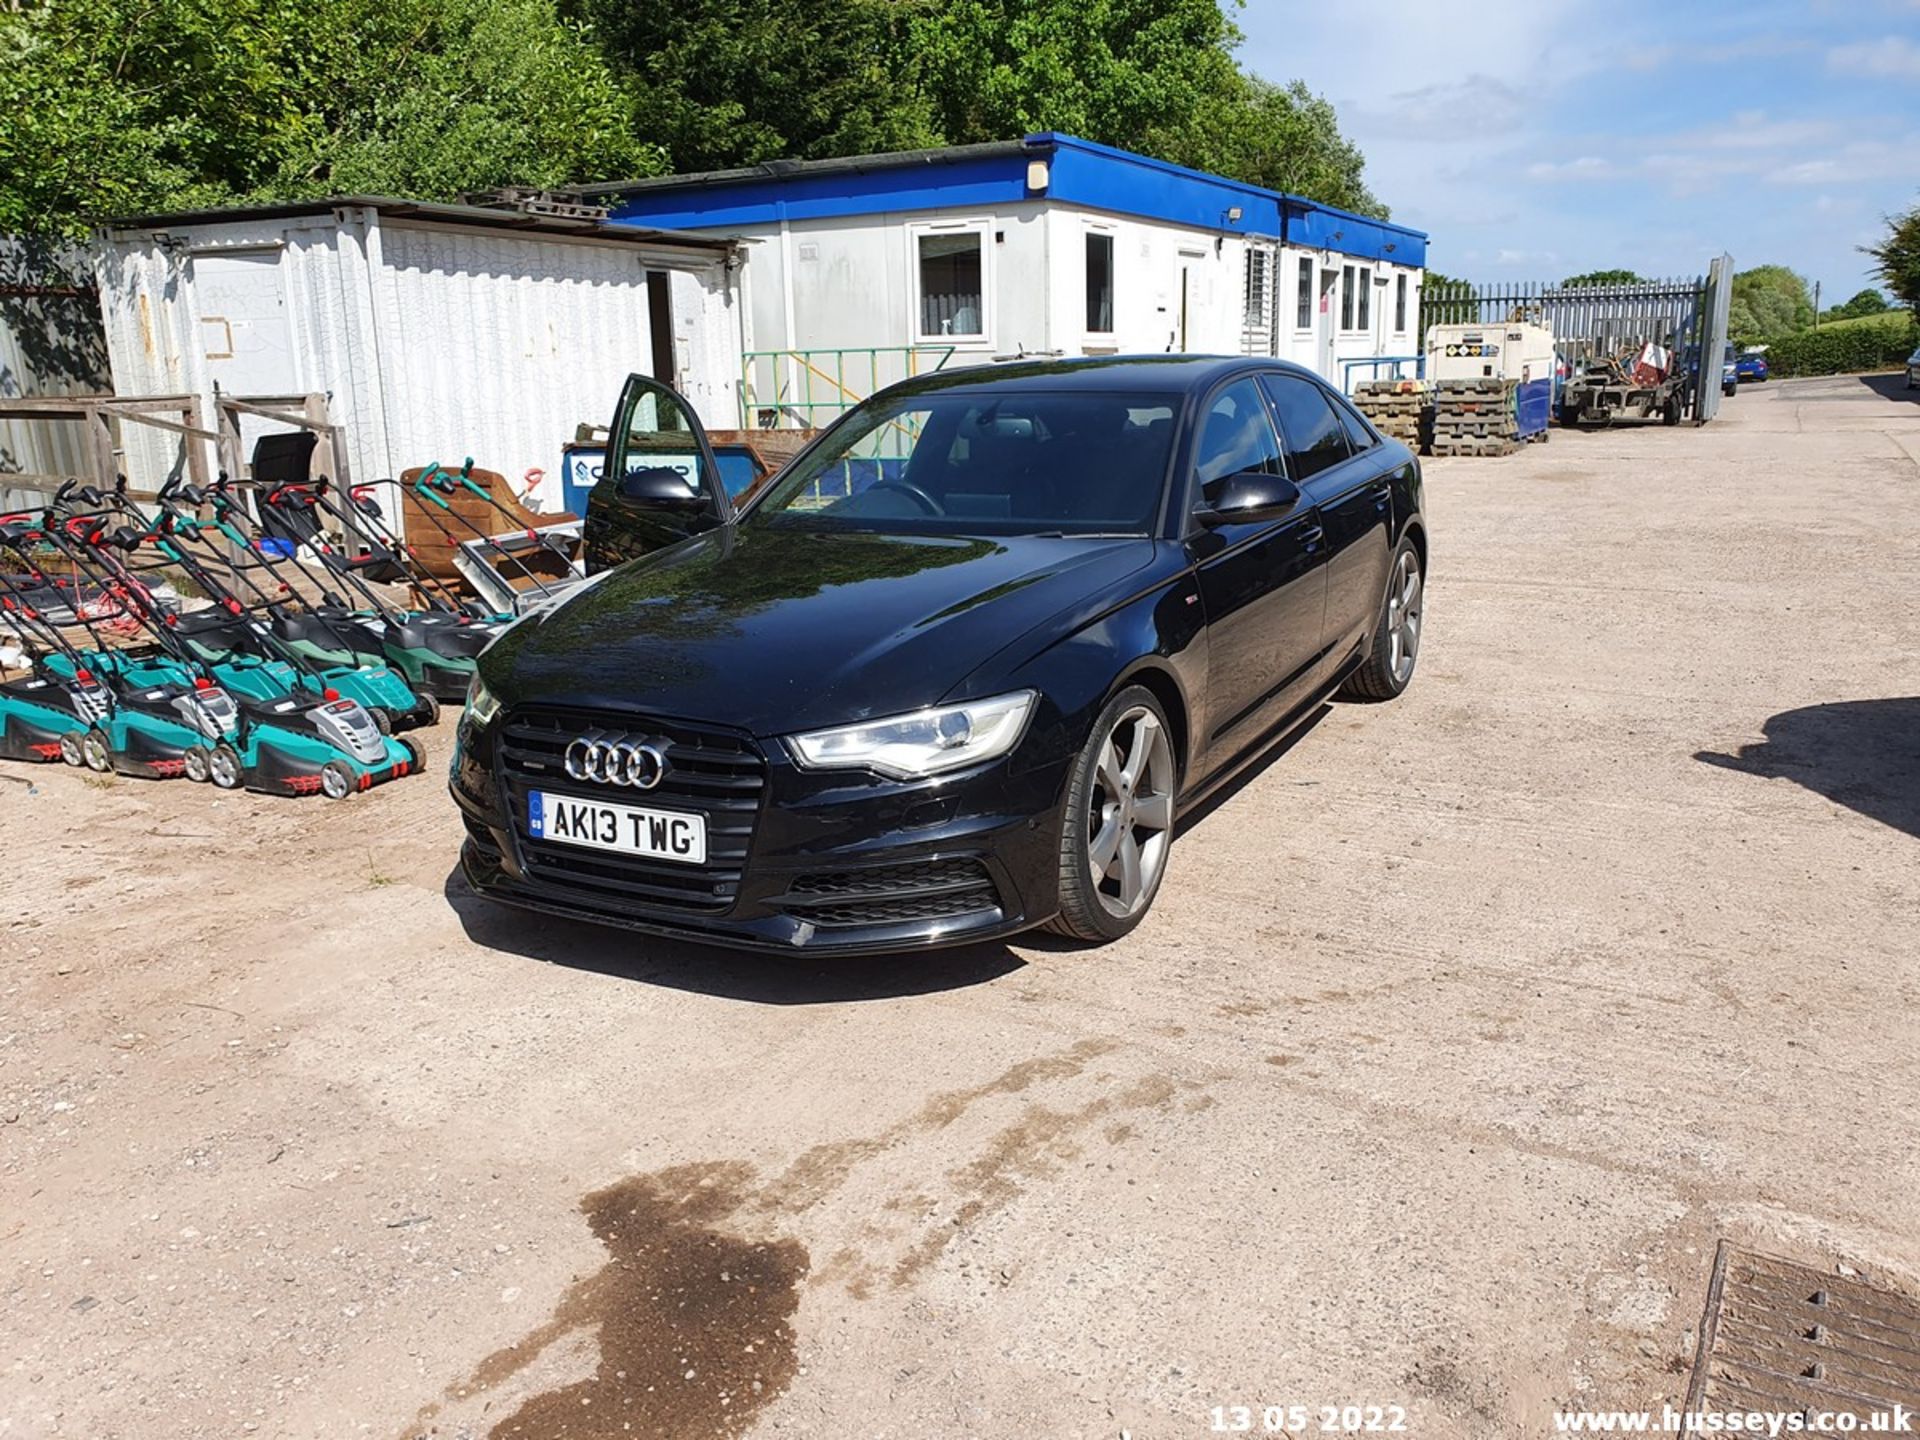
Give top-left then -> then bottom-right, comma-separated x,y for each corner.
415,1163 -> 806,1440
411,1040 -> 1185,1433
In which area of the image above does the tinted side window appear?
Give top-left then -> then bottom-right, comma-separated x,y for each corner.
1330,393 -> 1377,453
1258,374 -> 1351,481
1192,378 -> 1285,492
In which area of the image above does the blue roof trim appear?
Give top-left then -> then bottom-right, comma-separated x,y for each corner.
1282,197 -> 1426,267
603,133 -> 1426,266
1034,134 -> 1282,235
603,150 -> 1035,230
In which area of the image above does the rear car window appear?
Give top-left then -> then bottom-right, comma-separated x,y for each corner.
1258,373 -> 1351,481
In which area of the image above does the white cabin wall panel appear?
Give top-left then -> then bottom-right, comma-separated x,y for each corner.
375,224 -> 663,502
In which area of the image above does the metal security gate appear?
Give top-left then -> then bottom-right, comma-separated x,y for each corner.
1420,259 -> 1734,421
1694,255 -> 1735,423
1241,241 -> 1279,357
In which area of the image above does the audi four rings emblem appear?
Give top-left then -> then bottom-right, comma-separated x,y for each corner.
564,736 -> 669,789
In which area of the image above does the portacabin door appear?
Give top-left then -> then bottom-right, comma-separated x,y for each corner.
1185,376 -> 1330,762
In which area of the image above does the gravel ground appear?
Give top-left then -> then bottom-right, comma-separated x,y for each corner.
3,372 -> 1917,1440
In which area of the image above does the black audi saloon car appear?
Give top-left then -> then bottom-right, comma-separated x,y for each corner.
451,356 -> 1426,954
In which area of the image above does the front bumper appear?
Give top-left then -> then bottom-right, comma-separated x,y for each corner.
449,704 -> 1070,955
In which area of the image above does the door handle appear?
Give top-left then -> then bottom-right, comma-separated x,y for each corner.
1370,485 -> 1391,513
1299,525 -> 1326,554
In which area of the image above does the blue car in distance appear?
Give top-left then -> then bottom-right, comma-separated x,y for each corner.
1735,350 -> 1770,383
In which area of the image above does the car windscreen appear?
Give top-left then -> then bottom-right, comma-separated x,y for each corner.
741,390 -> 1180,536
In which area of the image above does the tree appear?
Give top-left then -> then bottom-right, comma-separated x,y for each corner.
1822,288 -> 1889,323
572,0 -> 938,173
0,0 -> 1389,234
1560,269 -> 1647,288
1166,76 -> 1383,216
0,0 -> 659,236
1727,264 -> 1815,344
1864,204 -> 1920,317
579,0 -> 1385,215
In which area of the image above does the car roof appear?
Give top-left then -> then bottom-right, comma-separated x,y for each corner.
881,354 -> 1321,400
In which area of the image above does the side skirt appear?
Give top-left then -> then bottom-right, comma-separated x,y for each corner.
1177,649 -> 1364,813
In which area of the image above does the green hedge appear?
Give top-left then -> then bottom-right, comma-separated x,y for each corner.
1764,311 -> 1919,377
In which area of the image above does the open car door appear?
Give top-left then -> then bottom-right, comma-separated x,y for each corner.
582,373 -> 732,572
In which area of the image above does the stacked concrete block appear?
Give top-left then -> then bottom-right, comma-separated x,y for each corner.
1354,379 -> 1431,450
1429,378 -> 1521,458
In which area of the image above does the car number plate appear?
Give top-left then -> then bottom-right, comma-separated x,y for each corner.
528,790 -> 707,865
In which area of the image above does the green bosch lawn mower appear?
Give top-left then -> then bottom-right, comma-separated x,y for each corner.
256,476 -> 509,703
14,512 -> 424,798
66,481 -> 435,734
0,519 -> 238,780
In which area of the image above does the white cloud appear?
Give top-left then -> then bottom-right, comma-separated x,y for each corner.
1766,135 -> 1920,183
1827,34 -> 1920,77
1527,156 -> 1618,181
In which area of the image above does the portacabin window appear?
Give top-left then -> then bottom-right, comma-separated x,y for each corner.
1394,273 -> 1408,333
1340,263 -> 1356,331
917,226 -> 986,339
1296,256 -> 1313,330
1085,231 -> 1114,334
1357,267 -> 1372,330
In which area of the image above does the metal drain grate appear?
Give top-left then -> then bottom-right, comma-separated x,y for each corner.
1687,1240 -> 1920,1424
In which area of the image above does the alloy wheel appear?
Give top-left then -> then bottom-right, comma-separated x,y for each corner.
1385,549 -> 1423,685
1087,705 -> 1176,919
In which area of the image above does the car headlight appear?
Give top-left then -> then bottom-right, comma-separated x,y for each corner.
464,673 -> 502,727
787,691 -> 1036,780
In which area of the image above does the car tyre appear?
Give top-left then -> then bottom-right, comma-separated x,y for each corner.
1047,685 -> 1178,944
1340,537 -> 1424,703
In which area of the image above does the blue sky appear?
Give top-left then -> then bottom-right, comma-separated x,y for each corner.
1237,0 -> 1920,297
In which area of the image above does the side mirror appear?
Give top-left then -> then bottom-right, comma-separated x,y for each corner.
1196,470 -> 1302,528
617,465 -> 706,511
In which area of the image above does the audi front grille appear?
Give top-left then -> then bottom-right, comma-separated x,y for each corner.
495,706 -> 766,915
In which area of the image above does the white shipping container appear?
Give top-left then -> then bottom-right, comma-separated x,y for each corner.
93,200 -> 744,521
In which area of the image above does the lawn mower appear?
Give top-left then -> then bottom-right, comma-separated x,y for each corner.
13,511 -> 423,798
68,479 -> 436,732
256,476 -> 509,703
0,533 -> 97,767
0,518 -> 238,780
